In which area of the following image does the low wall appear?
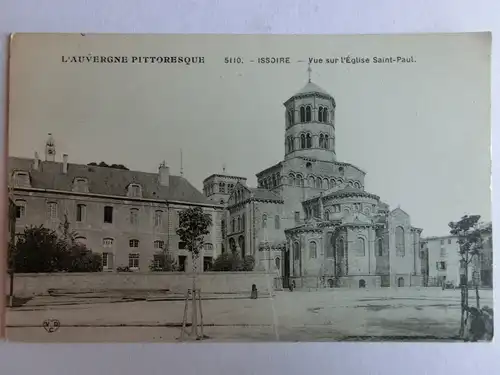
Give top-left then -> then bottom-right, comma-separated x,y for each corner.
5,272 -> 274,297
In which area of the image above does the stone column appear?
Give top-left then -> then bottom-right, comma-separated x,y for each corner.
368,226 -> 377,275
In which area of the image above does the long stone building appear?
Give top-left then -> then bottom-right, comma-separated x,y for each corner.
204,78 -> 426,288
8,134 -> 225,273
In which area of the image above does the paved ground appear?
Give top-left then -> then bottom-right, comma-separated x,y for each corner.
5,288 -> 493,342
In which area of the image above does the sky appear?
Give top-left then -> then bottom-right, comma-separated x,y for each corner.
8,33 -> 491,237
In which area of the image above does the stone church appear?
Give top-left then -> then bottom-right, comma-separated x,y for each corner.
204,77 -> 425,289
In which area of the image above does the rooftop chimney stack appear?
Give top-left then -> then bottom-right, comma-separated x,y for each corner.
159,161 -> 170,187
33,152 -> 40,170
62,154 -> 68,174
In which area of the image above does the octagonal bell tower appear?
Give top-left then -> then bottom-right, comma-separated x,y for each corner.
283,67 -> 336,162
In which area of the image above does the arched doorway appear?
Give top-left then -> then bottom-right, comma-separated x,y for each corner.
359,279 -> 366,288
327,278 -> 334,288
397,277 -> 405,287
238,235 -> 245,257
229,238 -> 236,253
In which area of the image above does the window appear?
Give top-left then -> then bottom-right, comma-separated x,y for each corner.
129,239 -> 139,248
154,240 -> 164,249
76,204 -> 86,222
288,136 -> 294,152
178,255 -> 187,272
129,184 -> 141,197
324,135 -> 329,149
287,110 -> 294,127
130,208 -> 139,225
319,134 -> 324,148
324,211 -> 330,221
309,241 -> 317,259
315,178 -> 321,189
275,215 -> 280,229
232,218 -> 235,233
262,214 -> 267,228
47,202 -> 58,219
293,242 -> 300,260
104,206 -> 113,223
219,182 -> 225,193
437,261 -> 447,271
154,210 -> 162,227
204,243 -> 214,251
300,134 -> 306,148
14,171 -> 30,187
318,107 -> 324,122
178,241 -> 186,250
294,211 -> 300,224
237,217 -> 241,231
153,256 -> 161,268
300,107 -> 306,122
295,175 -> 302,187
306,133 -> 312,148
102,252 -> 109,268
448,238 -> 452,245
15,200 -> 26,219
74,178 -> 88,193
355,237 -> 366,256
305,105 -> 312,122
440,239 -> 444,245
103,238 -> 114,247
128,253 -> 139,269
377,238 -> 383,256
395,227 -> 405,256
324,109 -> 329,123
275,257 -> 280,270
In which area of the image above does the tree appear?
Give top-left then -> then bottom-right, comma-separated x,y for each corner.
449,214 -> 486,337
149,251 -> 177,272
212,253 -> 255,272
176,206 -> 212,339
88,161 -> 129,170
14,225 -> 69,273
176,207 -> 213,277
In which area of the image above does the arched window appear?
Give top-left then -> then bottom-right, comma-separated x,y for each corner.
237,217 -> 241,232
319,134 -> 324,148
308,176 -> 315,187
293,242 -> 300,260
274,215 -> 280,229
295,174 -> 302,187
323,178 -> 329,189
232,218 -> 236,233
241,214 -> 246,230
275,257 -> 280,270
396,227 -> 405,256
339,238 -> 345,257
300,107 -> 306,122
288,173 -> 295,185
324,109 -> 329,123
326,234 -> 334,258
154,210 -> 162,227
262,214 -> 267,228
300,134 -> 306,149
324,135 -> 329,149
325,211 -> 330,221
305,105 -> 312,122
318,107 -> 324,122
306,133 -> 312,148
288,136 -> 294,152
355,237 -> 366,256
272,175 -> 277,187
309,241 -> 317,259
377,238 -> 383,256
315,178 -> 322,189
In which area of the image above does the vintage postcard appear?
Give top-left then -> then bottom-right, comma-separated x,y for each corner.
4,33 -> 492,342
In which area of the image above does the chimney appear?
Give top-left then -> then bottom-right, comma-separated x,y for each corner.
62,154 -> 68,174
159,161 -> 169,187
33,151 -> 39,170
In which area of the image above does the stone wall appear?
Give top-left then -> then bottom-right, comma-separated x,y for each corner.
5,272 -> 274,297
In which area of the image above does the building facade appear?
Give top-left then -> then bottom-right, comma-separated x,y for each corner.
423,224 -> 493,288
204,79 -> 425,288
8,135 -> 225,273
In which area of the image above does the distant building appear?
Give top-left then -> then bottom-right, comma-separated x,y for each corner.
204,78 -> 425,289
423,224 -> 492,288
8,135 -> 224,273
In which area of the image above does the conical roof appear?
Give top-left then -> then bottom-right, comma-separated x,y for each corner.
294,81 -> 332,97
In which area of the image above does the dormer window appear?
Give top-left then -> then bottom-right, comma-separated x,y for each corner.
128,183 -> 142,198
13,171 -> 30,187
73,177 -> 89,193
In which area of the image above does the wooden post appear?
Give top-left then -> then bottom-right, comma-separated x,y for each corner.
191,287 -> 198,337
198,289 -> 205,339
180,289 -> 190,341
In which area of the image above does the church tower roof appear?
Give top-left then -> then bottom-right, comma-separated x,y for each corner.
294,81 -> 332,98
